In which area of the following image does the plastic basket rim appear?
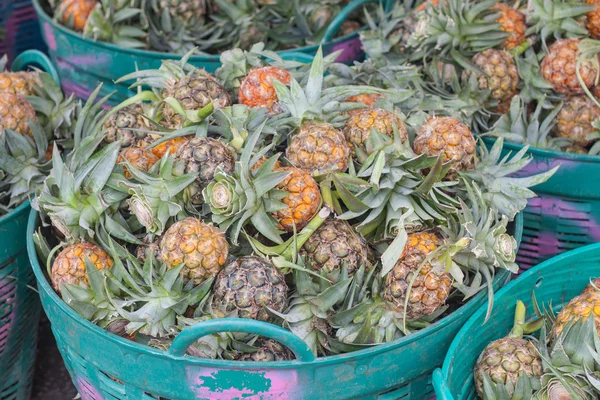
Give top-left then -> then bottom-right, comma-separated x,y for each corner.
26,208 -> 522,368
32,0 -> 363,62
439,241 -> 600,383
481,136 -> 600,164
0,201 -> 30,226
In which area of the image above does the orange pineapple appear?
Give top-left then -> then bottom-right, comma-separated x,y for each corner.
493,3 -> 527,49
117,147 -> 160,178
271,167 -> 321,232
541,38 -> 598,95
0,94 -> 37,137
239,67 -> 291,114
51,242 -> 113,293
56,0 -> 98,32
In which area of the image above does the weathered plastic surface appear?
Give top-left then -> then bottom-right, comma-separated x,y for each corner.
0,202 -> 41,400
432,242 -> 600,399
0,0 -> 47,64
33,0 -> 383,105
482,137 -> 600,271
26,210 -> 522,400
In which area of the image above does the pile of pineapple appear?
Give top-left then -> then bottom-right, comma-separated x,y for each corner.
474,282 -> 600,399
2,45 -> 555,361
49,0 -> 367,54
361,0 -> 600,155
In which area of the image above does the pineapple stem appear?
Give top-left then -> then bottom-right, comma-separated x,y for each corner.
508,300 -> 527,339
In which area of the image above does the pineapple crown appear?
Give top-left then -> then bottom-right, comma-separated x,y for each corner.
407,0 -> 507,61
26,71 -> 78,140
460,137 -> 559,220
110,155 -> 198,237
0,122 -> 52,213
515,49 -> 560,106
526,0 -> 594,50
270,47 -> 386,133
202,125 -> 291,245
488,95 -> 567,150
84,0 -> 147,49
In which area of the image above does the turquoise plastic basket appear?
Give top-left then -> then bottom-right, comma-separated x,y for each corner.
33,0 -> 389,105
432,242 -> 600,399
0,50 -> 58,400
26,209 -> 522,400
482,137 -> 600,272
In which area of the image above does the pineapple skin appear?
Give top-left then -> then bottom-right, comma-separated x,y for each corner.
272,167 -> 321,232
541,39 -> 598,96
343,108 -> 408,153
0,94 -> 38,137
51,242 -> 114,292
493,3 -> 527,50
211,256 -> 288,321
384,231 -> 453,319
117,147 -> 160,178
239,66 -> 292,114
554,95 -> 600,147
159,217 -> 229,285
0,71 -> 40,96
56,0 -> 97,32
286,122 -> 351,175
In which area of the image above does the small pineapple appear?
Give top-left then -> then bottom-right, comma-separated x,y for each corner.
211,256 -> 288,321
474,301 -> 543,398
301,218 -> 371,280
103,104 -> 150,148
345,93 -> 383,115
237,338 -> 294,361
551,282 -> 600,340
563,144 -> 589,154
117,147 -> 160,179
0,94 -> 37,137
51,242 -> 113,293
492,3 -> 527,49
272,167 -> 321,232
286,122 -> 351,175
554,95 -> 600,147
0,57 -> 40,96
343,108 -> 408,153
159,0 -> 213,24
174,137 -> 236,204
383,231 -> 452,319
238,66 -> 291,114
413,116 -> 476,174
587,0 -> 600,39
541,39 -> 598,95
150,136 -> 190,158
462,49 -> 519,104
159,217 -> 229,285
56,0 -> 98,31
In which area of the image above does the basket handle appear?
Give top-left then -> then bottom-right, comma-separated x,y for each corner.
168,318 -> 316,362
322,0 -> 384,43
12,50 -> 60,84
431,368 -> 454,400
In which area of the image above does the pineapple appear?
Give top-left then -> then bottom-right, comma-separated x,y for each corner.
462,49 -> 519,105
551,283 -> 600,340
413,116 -> 476,175
286,122 -> 351,175
56,0 -> 98,31
174,137 -> 236,204
383,230 -> 452,319
563,144 -> 589,154
272,167 -> 321,232
159,217 -> 229,285
150,136 -> 190,158
103,104 -> 151,148
0,94 -> 37,137
474,301 -> 543,398
492,3 -> 527,50
301,218 -> 371,281
211,256 -> 288,321
587,0 -> 600,39
343,108 -> 408,154
117,147 -> 159,179
541,39 -> 598,96
238,66 -> 291,114
51,242 -> 113,293
237,338 -> 294,361
159,0 -> 213,24
345,93 -> 383,115
0,56 -> 40,96
554,95 -> 600,147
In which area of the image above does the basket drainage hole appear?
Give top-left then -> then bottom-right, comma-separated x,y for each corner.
535,277 -> 544,288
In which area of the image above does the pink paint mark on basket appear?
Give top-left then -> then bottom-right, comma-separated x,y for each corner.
331,36 -> 362,63
44,22 -> 57,51
75,377 -> 103,400
66,54 -> 110,67
186,367 -> 298,399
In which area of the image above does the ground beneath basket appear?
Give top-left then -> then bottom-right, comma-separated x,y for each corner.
32,315 -> 78,400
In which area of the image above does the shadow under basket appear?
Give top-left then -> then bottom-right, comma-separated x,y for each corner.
432,242 -> 600,399
482,137 -> 600,272
0,202 -> 41,400
26,209 -> 522,400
